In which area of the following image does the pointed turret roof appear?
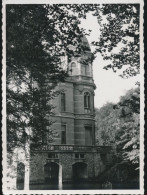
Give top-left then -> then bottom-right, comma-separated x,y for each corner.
80,34 -> 91,52
67,34 -> 91,56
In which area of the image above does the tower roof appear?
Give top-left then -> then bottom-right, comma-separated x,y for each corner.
68,34 -> 91,54
80,35 -> 91,52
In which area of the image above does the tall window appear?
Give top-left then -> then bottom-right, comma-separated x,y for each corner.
61,124 -> 66,144
85,65 -> 89,76
82,65 -> 89,76
61,93 -> 66,111
85,126 -> 92,145
84,92 -> 90,108
71,62 -> 76,75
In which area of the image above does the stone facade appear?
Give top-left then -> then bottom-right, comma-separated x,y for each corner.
30,150 -> 110,183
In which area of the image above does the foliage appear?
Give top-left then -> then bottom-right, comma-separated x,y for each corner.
92,4 -> 140,78
116,87 -> 140,165
62,4 -> 140,78
95,87 -> 140,168
95,102 -> 119,145
6,4 -> 85,152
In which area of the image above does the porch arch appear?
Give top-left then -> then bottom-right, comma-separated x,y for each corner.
44,162 -> 62,186
72,162 -> 88,182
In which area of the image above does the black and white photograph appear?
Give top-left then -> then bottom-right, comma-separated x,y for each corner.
2,0 -> 144,194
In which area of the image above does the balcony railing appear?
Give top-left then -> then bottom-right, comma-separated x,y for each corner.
67,75 -> 94,83
31,144 -> 112,153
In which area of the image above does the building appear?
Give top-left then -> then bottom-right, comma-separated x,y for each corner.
7,36 -> 114,190
29,35 -> 113,186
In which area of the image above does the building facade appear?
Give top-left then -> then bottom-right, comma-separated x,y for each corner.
29,36 -> 113,185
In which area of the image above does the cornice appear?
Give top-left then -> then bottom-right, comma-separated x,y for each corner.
52,114 -> 95,121
65,78 -> 96,89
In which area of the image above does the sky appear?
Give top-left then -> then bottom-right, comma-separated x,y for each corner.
79,13 -> 139,108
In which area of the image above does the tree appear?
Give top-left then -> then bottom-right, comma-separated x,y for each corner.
92,4 -> 140,78
95,87 -> 140,184
116,87 -> 140,166
95,102 -> 118,145
6,4 -> 87,152
68,4 -> 140,78
95,87 -> 140,170
103,4 -> 139,78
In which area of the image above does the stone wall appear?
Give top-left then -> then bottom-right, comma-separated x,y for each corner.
60,153 -> 73,181
29,151 -> 107,184
30,152 -> 48,183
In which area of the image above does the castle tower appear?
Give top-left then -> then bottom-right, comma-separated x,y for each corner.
50,35 -> 96,146
29,35 -> 110,186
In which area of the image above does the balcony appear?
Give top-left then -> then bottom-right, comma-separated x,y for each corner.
31,144 -> 112,153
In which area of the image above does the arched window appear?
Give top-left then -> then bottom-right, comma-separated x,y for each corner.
70,62 -> 76,75
84,92 -> 90,109
71,62 -> 76,68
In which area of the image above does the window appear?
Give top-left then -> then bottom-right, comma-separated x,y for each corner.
71,62 -> 76,67
80,154 -> 85,158
61,93 -> 66,111
82,65 -> 86,76
61,124 -> 66,144
48,153 -> 59,159
84,92 -> 90,108
70,62 -> 76,75
75,153 -> 85,159
85,65 -> 89,76
42,134 -> 47,144
75,153 -> 79,158
85,126 -> 92,145
82,65 -> 89,76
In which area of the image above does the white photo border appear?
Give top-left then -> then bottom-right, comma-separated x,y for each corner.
2,0 -> 144,194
